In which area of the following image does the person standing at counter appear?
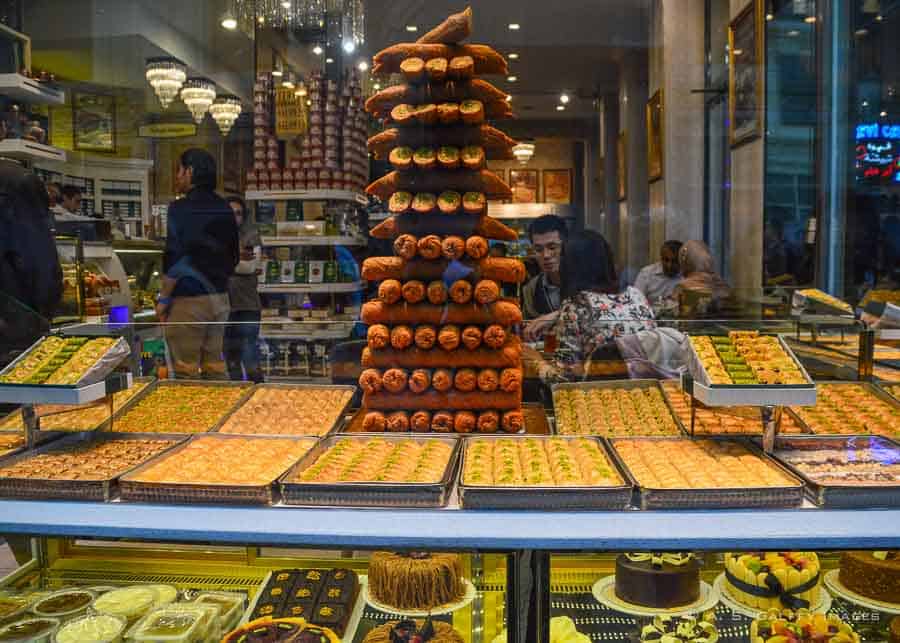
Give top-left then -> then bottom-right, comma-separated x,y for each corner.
526,230 -> 655,382
224,196 -> 263,383
156,149 -> 239,379
522,214 -> 567,341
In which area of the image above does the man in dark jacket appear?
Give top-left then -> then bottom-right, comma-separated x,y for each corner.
156,149 -> 239,378
0,159 -> 63,368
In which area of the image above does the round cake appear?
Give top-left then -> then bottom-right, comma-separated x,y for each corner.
368,552 -> 465,611
614,553 -> 700,608
750,609 -> 859,643
223,617 -> 340,643
724,552 -> 821,610
363,620 -> 463,643
840,551 -> 900,604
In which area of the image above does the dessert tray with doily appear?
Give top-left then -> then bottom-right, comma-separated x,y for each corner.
590,575 -> 719,618
362,575 -> 476,617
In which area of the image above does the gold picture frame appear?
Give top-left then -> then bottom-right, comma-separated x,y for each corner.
617,131 -> 627,201
542,169 -> 572,204
728,0 -> 765,147
646,89 -> 664,182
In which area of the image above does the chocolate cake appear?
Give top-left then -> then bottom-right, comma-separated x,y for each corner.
614,553 -> 700,608
840,551 -> 900,604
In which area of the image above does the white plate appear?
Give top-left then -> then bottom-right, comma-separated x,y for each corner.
363,576 -> 475,617
824,569 -> 900,615
590,575 -> 719,617
713,572 -> 831,618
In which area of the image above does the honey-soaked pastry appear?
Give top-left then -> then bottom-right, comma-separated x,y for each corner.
449,279 -> 473,304
411,410 -> 432,432
365,170 -> 512,203
412,192 -> 437,213
461,146 -> 486,171
363,412 -> 387,432
401,280 -> 427,304
386,411 -> 411,432
501,410 -> 524,433
359,368 -> 384,395
555,385 -> 682,437
438,324 -> 461,351
131,436 -> 315,486
477,411 -> 500,433
362,300 -> 523,327
367,126 -> 517,165
113,383 -> 249,433
393,234 -> 418,259
432,369 -> 453,392
432,411 -> 455,433
465,235 -> 489,259
451,56 -> 476,80
389,191 -> 414,214
390,325 -> 414,350
438,190 -> 461,214
483,324 -> 507,349
477,368 -> 499,392
416,6 -> 473,44
426,57 -> 448,81
459,98 -> 484,123
461,325 -> 483,350
612,438 -> 797,489
790,383 -> 900,436
413,147 -> 437,171
463,437 -> 623,487
437,146 -> 461,169
426,281 -> 448,305
400,57 -> 425,82
372,43 -> 508,78
378,279 -> 403,304
437,103 -> 461,125
382,368 -> 409,394
368,324 -> 391,350
389,146 -> 414,171
218,387 -> 354,436
474,279 -> 500,305
414,325 -> 438,350
417,234 -> 443,260
409,369 -> 432,394
499,368 -> 522,393
441,236 -> 466,260
454,411 -> 477,433
454,368 -> 477,392
462,191 -> 486,214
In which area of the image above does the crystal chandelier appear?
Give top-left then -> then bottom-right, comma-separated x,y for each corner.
513,141 -> 536,165
228,0 -> 363,44
181,78 -> 217,124
145,57 -> 186,109
210,95 -> 242,135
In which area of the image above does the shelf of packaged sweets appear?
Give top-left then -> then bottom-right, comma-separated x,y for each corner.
246,189 -> 368,204
260,235 -> 367,247
0,73 -> 66,105
258,281 -> 364,294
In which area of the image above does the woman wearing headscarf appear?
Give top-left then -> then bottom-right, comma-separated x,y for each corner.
671,240 -> 731,317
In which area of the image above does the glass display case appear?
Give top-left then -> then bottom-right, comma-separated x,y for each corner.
112,240 -> 165,321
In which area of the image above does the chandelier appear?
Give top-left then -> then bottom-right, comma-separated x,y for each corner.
181,78 -> 217,123
145,57 -> 186,109
227,0 -> 364,45
512,141 -> 536,165
210,95 -> 242,135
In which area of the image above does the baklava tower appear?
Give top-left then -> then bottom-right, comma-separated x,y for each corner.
360,7 -> 525,434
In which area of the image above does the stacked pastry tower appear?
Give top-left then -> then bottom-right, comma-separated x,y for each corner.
358,7 -> 526,434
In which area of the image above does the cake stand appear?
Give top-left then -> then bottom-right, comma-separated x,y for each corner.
714,572 -> 832,618
363,576 -> 476,617
824,570 -> 900,615
591,575 -> 719,618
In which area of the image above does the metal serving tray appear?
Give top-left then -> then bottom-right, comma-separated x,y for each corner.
763,434 -> 900,508
119,434 -> 318,505
685,334 -> 817,407
103,379 -> 254,434
0,432 -> 186,501
0,334 -> 131,405
213,383 -> 356,436
607,436 -> 805,510
0,429 -> 65,460
875,382 -> 900,406
551,379 -> 686,437
340,403 -> 551,435
785,381 -> 900,436
457,435 -> 634,510
280,434 -> 460,508
791,290 -> 855,318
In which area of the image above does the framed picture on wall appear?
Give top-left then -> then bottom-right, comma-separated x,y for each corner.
509,169 -> 538,204
73,93 -> 116,152
542,169 -> 572,204
617,132 -> 627,201
728,0 -> 764,147
646,89 -> 664,182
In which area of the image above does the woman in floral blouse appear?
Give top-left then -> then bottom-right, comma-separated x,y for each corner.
531,230 -> 656,382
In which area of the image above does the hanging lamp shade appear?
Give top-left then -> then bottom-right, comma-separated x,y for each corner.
210,95 -> 242,135
145,57 -> 187,109
180,78 -> 217,124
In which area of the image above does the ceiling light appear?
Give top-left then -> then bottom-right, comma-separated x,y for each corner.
855,27 -> 870,36
296,83 -> 308,97
881,111 -> 888,117
560,92 -> 570,104
512,141 -> 535,164
787,29 -> 800,36
257,15 -> 265,24
373,83 -> 381,90
343,40 -> 356,54
766,13 -> 774,20
210,95 -> 242,136
358,60 -> 369,72
556,105 -> 565,111
804,15 -> 817,23
508,52 -> 519,60
180,77 -> 217,123
145,56 -> 187,109
507,75 -> 517,82
405,25 -> 418,32
508,23 -> 520,30
313,45 -> 323,55
307,100 -> 312,106
221,14 -> 238,30
282,79 -> 294,88
876,14 -> 883,21
281,1 -> 291,8
326,57 -> 334,64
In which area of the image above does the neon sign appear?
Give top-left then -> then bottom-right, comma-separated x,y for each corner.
855,140 -> 900,183
856,123 -> 900,140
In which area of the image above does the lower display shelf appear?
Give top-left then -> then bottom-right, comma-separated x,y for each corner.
2,501 -> 899,549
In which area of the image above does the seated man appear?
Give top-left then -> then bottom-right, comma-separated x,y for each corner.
522,215 -> 567,341
634,240 -> 683,306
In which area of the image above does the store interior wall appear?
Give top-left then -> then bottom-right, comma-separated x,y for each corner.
619,53 -> 650,282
